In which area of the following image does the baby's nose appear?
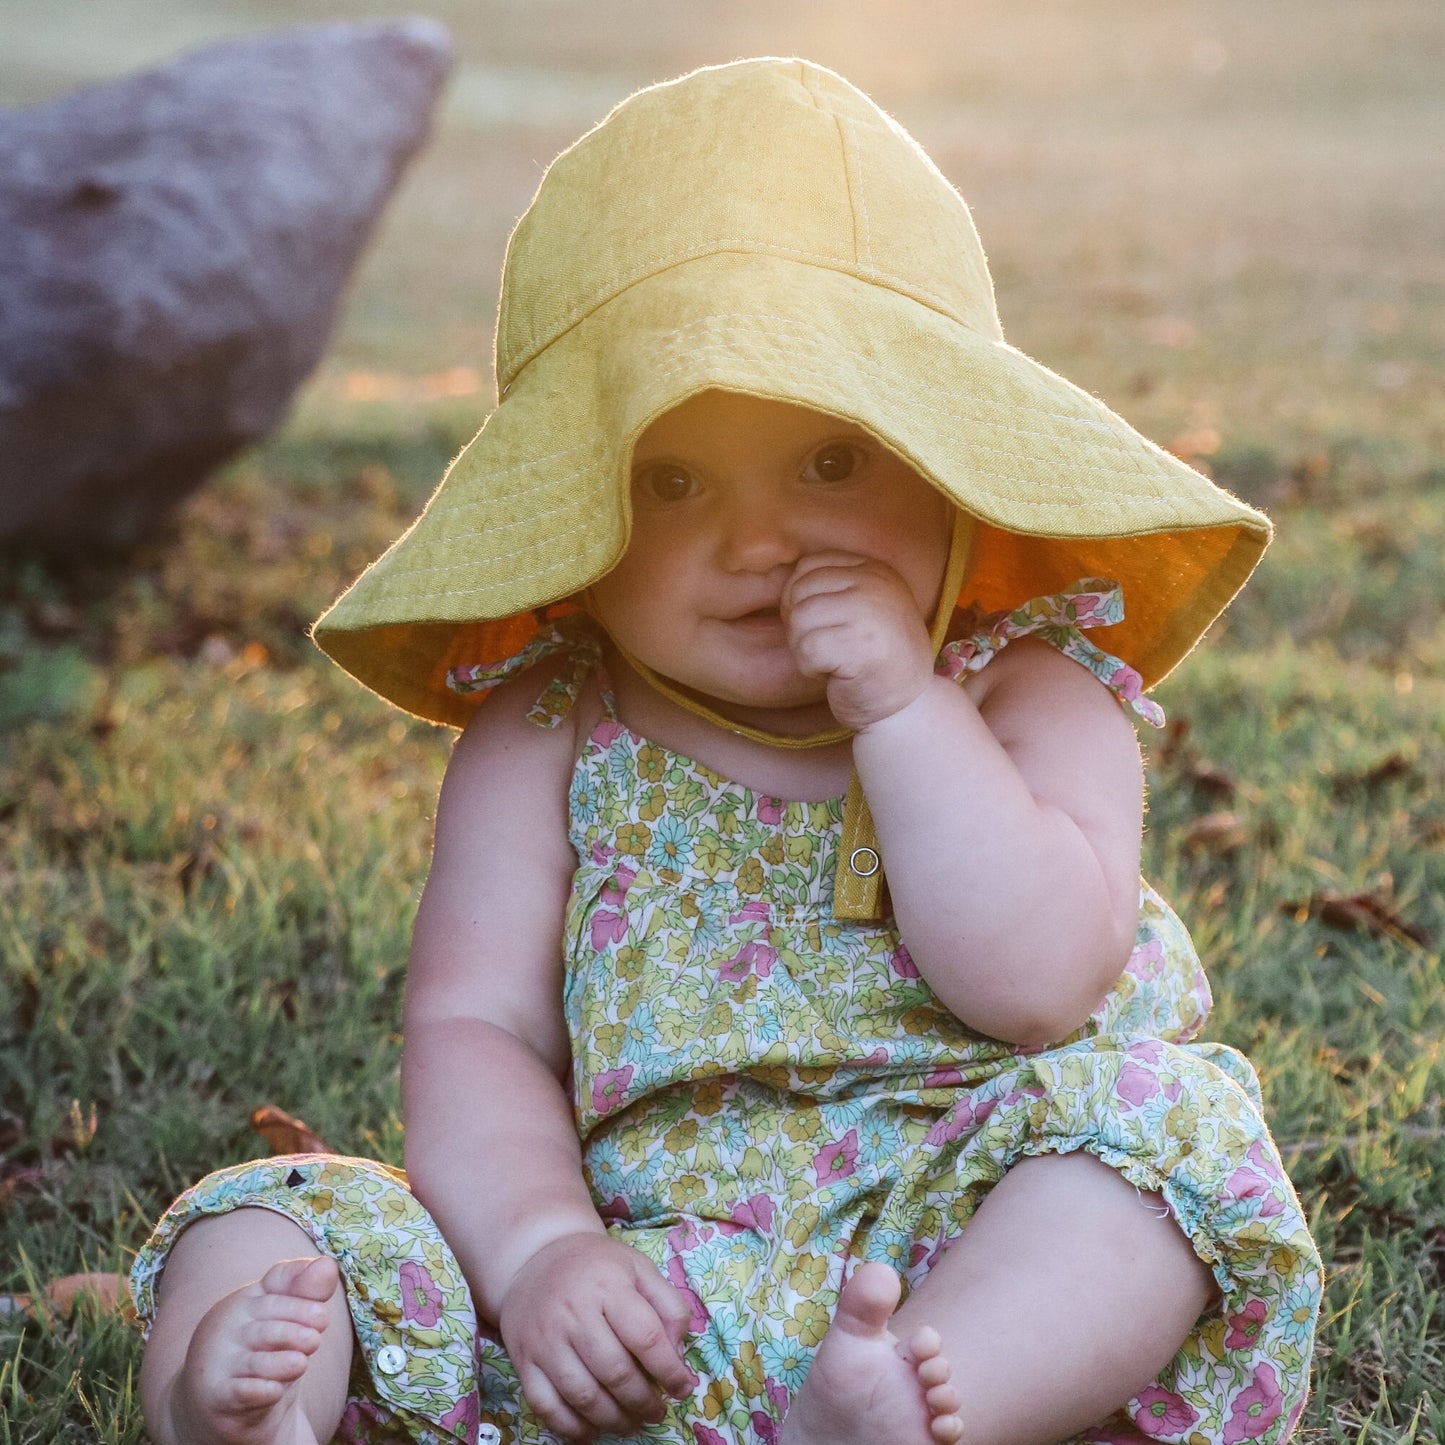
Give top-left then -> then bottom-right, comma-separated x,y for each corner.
718,496 -> 803,572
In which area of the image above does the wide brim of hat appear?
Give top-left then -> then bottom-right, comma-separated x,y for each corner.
314,252 -> 1270,728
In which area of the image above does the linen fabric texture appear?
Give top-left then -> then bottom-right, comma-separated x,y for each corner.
311,57 -> 1271,732
132,606 -> 1321,1445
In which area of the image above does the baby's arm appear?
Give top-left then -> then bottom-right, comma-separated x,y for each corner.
784,556 -> 1141,1048
854,639 -> 1143,1047
403,674 -> 694,1438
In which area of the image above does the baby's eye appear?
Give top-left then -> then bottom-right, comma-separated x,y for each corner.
633,462 -> 698,503
804,442 -> 864,484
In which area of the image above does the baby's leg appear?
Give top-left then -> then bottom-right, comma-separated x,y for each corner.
899,1151 -> 1213,1444
139,1207 -> 353,1445
782,1152 -> 1211,1445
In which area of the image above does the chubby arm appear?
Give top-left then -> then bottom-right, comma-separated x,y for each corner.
402,674 -> 693,1437
784,554 -> 1142,1048
854,640 -> 1143,1048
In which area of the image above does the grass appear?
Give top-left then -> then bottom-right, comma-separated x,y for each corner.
2,1 -> 1443,1440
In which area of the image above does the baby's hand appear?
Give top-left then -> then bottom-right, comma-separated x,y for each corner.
782,552 -> 936,730
498,1231 -> 697,1441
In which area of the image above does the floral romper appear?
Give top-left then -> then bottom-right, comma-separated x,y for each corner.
131,584 -> 1322,1445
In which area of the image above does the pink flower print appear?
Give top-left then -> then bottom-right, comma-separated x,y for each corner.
924,1093 -> 996,1146
589,908 -> 628,952
1107,662 -> 1144,702
722,940 -> 778,982
890,943 -> 919,978
923,1065 -> 964,1088
1132,1385 -> 1199,1435
591,1065 -> 634,1116
1225,1167 -> 1287,1218
399,1260 -> 443,1327
695,1427 -> 728,1445
437,1393 -> 480,1443
1223,1363 -> 1284,1442
1246,1139 -> 1278,1173
598,1194 -> 632,1222
663,1252 -> 710,1333
1225,1297 -> 1269,1350
599,864 -> 637,911
766,1377 -> 790,1417
731,1193 -> 776,1232
1116,1061 -> 1161,1108
1127,938 -> 1166,981
757,796 -> 784,825
812,1129 -> 859,1185
753,1409 -> 782,1445
729,899 -> 771,926
593,720 -> 624,747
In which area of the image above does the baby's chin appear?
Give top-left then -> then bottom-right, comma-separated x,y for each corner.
678,679 -> 843,738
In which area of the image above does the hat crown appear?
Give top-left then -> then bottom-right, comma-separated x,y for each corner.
496,58 -> 1003,390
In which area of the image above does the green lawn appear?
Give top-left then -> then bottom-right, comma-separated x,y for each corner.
2,2 -> 1442,1440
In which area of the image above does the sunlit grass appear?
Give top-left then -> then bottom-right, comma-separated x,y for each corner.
2,0 -> 1443,1439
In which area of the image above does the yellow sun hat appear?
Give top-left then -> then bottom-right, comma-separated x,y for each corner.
314,57 -> 1269,733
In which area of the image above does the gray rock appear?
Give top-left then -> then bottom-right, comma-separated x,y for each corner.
0,18 -> 453,556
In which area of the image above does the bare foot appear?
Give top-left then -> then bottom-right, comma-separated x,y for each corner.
779,1262 -> 963,1445
167,1255 -> 341,1445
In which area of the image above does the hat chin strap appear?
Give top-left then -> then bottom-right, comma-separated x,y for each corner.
611,512 -> 974,920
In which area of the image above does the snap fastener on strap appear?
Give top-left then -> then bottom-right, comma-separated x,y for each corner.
849,846 -> 880,877
376,1344 -> 406,1376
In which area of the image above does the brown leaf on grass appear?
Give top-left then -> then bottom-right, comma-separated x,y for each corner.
1182,812 -> 1250,856
250,1105 -> 335,1157
1156,719 -> 1237,800
0,1271 -> 132,1324
1331,752 -> 1413,796
53,1099 -> 98,1156
1279,887 -> 1433,947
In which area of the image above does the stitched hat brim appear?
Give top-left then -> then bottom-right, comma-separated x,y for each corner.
314,251 -> 1269,728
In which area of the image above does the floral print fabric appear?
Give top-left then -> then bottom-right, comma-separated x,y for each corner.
132,587 -> 1320,1445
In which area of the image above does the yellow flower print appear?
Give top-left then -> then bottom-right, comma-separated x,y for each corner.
702,1378 -> 733,1419
795,1065 -> 835,1087
808,801 -> 835,831
788,1253 -> 828,1293
639,786 -> 667,821
735,1341 -> 766,1397
692,1080 -> 724,1115
1270,1245 -> 1297,1274
377,1193 -> 425,1230
595,1022 -> 626,1056
372,1297 -> 403,1325
783,1112 -> 822,1143
785,834 -> 814,865
785,1204 -> 822,1248
693,833 -> 728,878
637,744 -> 668,782
664,1120 -> 698,1153
305,1190 -> 336,1215
737,858 -> 765,894
714,806 -> 742,838
1197,1316 -> 1228,1359
694,1138 -> 720,1172
785,1298 -> 830,1347
669,1174 -> 707,1209
614,820 -> 652,856
705,1002 -> 734,1034
760,835 -> 784,865
738,1147 -> 768,1179
615,944 -> 646,980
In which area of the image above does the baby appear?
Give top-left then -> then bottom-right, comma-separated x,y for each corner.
132,58 -> 1321,1445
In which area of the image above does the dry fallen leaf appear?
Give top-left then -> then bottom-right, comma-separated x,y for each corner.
0,1272 -> 132,1324
250,1105 -> 335,1157
1280,888 -> 1433,947
1182,812 -> 1250,856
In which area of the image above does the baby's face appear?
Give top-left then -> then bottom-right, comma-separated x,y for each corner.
589,390 -> 951,720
